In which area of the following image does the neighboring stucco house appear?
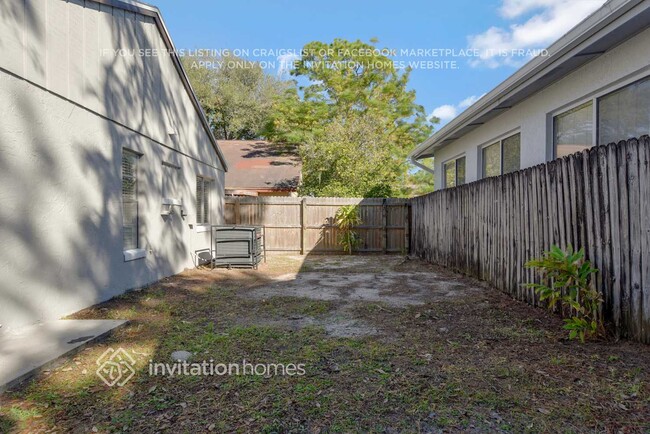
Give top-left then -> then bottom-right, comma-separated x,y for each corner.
0,0 -> 227,329
219,140 -> 301,197
409,0 -> 650,190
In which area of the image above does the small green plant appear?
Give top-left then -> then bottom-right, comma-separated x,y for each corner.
334,205 -> 362,254
525,245 -> 603,342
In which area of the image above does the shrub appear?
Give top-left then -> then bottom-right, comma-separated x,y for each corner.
334,205 -> 362,254
525,245 -> 603,342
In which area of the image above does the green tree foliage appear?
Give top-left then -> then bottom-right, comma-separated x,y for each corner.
266,39 -> 435,197
299,112 -> 405,197
403,158 -> 435,197
182,53 -> 291,140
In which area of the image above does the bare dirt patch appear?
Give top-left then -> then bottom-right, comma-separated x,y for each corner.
242,260 -> 483,338
249,270 -> 480,306
1,255 -> 648,433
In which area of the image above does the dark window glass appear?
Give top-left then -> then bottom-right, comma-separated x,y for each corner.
598,76 -> 650,145
196,176 -> 211,224
443,157 -> 466,188
482,133 -> 520,177
444,160 -> 456,188
502,133 -> 520,174
554,102 -> 593,158
122,150 -> 139,250
456,157 -> 466,185
482,142 -> 500,177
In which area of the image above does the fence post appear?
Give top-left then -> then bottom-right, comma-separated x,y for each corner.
382,198 -> 388,254
300,197 -> 307,255
407,137 -> 649,342
234,198 -> 241,225
405,202 -> 410,255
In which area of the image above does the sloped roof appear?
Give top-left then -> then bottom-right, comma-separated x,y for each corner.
98,0 -> 228,170
218,140 -> 301,191
409,0 -> 650,160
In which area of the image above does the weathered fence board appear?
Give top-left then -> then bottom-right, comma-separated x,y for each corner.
410,136 -> 650,343
224,197 -> 410,254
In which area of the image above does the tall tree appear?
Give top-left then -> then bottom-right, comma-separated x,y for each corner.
266,39 -> 435,197
183,53 -> 291,140
402,158 -> 435,196
300,112 -> 404,197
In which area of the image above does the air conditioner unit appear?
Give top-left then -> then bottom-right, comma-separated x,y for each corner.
161,198 -> 183,216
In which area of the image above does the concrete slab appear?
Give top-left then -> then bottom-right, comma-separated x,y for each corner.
0,319 -> 127,392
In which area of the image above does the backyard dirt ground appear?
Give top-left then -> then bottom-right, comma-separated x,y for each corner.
1,255 -> 649,433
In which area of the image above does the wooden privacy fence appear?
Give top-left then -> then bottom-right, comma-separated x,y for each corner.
224,197 -> 410,254
410,136 -> 650,343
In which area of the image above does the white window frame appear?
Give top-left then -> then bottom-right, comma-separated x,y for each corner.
551,100 -> 594,160
550,98 -> 597,159
479,130 -> 521,179
596,74 -> 650,146
548,69 -> 650,159
442,154 -> 466,188
122,148 -> 145,262
196,175 -> 212,225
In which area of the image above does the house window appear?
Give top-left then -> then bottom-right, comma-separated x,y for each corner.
554,102 -> 593,158
122,149 -> 140,250
598,76 -> 650,145
196,176 -> 211,224
482,142 -> 500,177
443,156 -> 466,188
503,134 -> 521,174
482,133 -> 520,178
552,75 -> 650,156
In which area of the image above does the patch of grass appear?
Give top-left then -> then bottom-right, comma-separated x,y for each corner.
492,325 -> 546,340
0,416 -> 16,433
550,356 -> 566,365
1,256 -> 649,433
240,296 -> 336,319
0,406 -> 41,433
6,406 -> 40,421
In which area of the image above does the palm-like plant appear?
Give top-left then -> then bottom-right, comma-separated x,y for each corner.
334,205 -> 362,254
525,245 -> 602,342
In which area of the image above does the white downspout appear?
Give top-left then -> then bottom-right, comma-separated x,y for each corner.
409,157 -> 435,176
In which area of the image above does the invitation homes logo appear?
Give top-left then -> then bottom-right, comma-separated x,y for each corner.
96,347 -> 306,387
149,359 -> 306,378
96,347 -> 136,387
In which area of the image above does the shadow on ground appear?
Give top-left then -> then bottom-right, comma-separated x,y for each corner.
1,255 -> 649,433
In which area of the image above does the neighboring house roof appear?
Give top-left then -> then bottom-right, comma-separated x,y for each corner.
409,0 -> 650,161
97,0 -> 228,171
218,140 -> 301,192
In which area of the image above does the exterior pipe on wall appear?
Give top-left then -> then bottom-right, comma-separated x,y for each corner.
410,157 -> 435,176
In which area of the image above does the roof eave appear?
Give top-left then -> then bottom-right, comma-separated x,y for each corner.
409,0 -> 648,161
93,0 -> 229,172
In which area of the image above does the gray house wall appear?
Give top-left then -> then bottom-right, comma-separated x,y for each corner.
0,0 -> 225,329
432,26 -> 650,190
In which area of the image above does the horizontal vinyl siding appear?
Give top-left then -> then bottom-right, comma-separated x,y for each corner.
0,0 -> 226,328
0,70 -> 225,328
0,0 -> 222,170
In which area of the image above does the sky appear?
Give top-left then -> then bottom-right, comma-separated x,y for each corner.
154,0 -> 607,127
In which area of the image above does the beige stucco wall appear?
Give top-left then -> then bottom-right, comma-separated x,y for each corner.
0,0 -> 225,328
432,26 -> 650,190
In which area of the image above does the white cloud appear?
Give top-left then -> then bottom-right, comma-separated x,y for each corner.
428,94 -> 486,123
499,0 -> 564,19
468,0 -> 606,68
428,105 -> 458,122
458,95 -> 482,109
